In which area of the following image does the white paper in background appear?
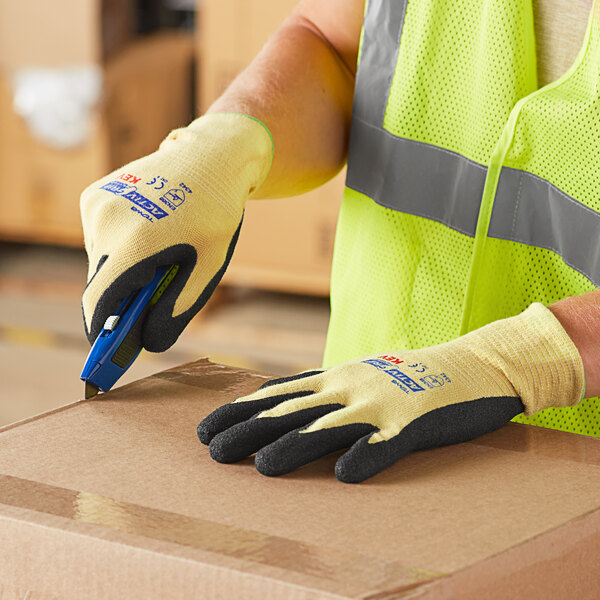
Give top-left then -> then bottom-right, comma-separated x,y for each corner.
12,66 -> 103,149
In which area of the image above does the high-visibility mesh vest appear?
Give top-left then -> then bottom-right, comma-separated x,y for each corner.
324,0 -> 600,436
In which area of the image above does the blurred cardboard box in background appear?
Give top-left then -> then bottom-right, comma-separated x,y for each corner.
0,0 -> 193,246
0,0 -> 135,69
199,0 -> 345,296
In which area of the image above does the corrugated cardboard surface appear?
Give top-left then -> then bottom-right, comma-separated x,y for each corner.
1,359 -> 600,599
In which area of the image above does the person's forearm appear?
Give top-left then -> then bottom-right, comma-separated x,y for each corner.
207,12 -> 356,199
549,290 -> 600,397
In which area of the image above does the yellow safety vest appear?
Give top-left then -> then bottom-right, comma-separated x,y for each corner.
325,0 -> 600,436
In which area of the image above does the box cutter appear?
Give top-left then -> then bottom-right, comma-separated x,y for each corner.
80,264 -> 179,399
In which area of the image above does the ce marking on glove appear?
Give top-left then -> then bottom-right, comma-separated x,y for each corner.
146,176 -> 168,191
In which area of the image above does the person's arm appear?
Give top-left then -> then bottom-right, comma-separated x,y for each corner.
549,290 -> 600,397
80,0 -> 365,353
208,0 -> 365,198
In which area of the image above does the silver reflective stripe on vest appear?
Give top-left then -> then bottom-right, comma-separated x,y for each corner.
489,168 -> 600,285
347,117 -> 486,236
347,1 -> 600,283
347,0 -> 487,236
353,0 -> 407,125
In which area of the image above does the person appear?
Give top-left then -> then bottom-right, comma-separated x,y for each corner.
81,0 -> 600,483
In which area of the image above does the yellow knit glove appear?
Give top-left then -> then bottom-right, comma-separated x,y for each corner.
198,303 -> 585,483
81,113 -> 273,351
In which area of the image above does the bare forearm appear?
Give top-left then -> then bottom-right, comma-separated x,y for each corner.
208,7 -> 360,198
549,290 -> 600,397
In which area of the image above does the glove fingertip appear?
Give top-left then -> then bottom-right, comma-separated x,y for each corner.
254,450 -> 284,477
334,458 -> 366,484
334,435 -> 395,484
209,425 -> 264,464
196,405 -> 236,445
142,322 -> 179,352
208,433 -> 236,464
196,421 -> 214,445
254,440 -> 301,477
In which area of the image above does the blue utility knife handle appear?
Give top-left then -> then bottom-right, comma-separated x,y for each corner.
80,265 -> 177,393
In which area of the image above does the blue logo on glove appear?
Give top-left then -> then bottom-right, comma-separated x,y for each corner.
362,358 -> 425,393
100,181 -> 168,220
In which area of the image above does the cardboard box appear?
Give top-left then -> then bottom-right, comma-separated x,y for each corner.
199,0 -> 345,296
225,187 -> 343,296
0,1 -> 100,72
1,358 -> 600,599
0,31 -> 194,246
198,0 -> 300,107
0,0 -> 134,71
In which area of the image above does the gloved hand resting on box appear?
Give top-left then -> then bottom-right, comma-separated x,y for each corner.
80,113 -> 273,351
197,303 -> 585,483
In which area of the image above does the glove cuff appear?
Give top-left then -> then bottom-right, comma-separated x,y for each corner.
468,303 -> 585,416
159,112 -> 274,219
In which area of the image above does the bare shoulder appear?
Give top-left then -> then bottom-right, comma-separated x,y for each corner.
290,0 -> 365,74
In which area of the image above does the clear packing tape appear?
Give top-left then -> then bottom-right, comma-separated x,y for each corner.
12,65 -> 102,149
0,473 -> 443,593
